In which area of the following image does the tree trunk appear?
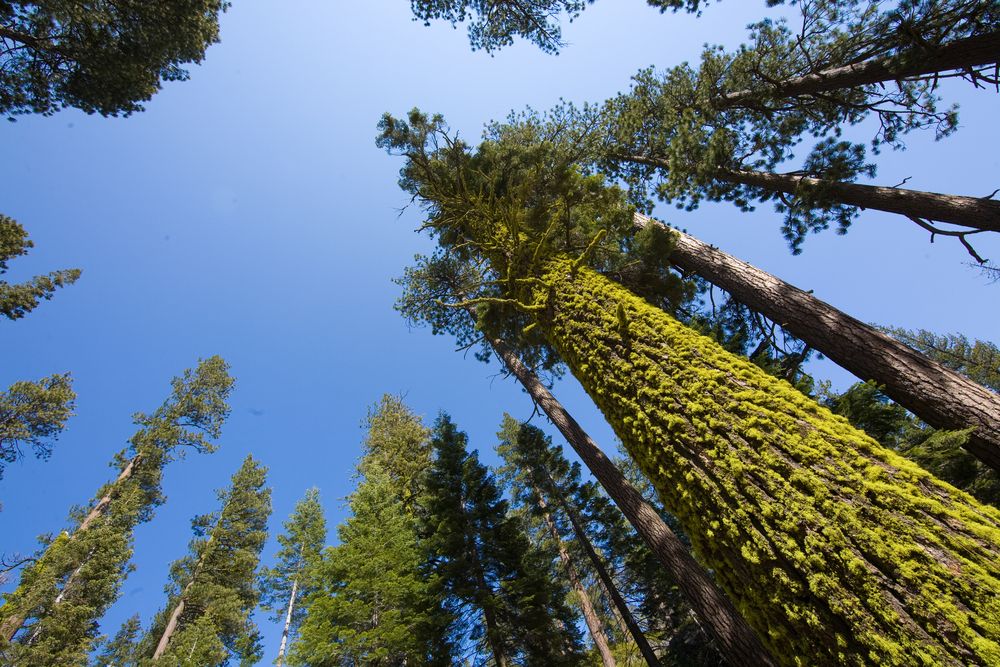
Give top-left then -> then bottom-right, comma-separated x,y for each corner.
523,256 -> 1000,664
534,486 -> 617,667
152,594 -> 187,660
634,212 -> 1000,472
276,576 -> 299,667
0,456 -> 139,643
471,311 -> 774,666
623,154 -> 1000,233
725,167 -> 1000,233
720,31 -> 1000,107
551,482 -> 660,667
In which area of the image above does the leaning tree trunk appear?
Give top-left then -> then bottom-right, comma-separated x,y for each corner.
471,312 -> 775,667
623,155 -> 1000,233
720,30 -> 1000,107
534,473 -> 660,667
518,255 -> 1000,665
634,212 -> 1000,472
275,576 -> 299,667
0,456 -> 140,643
534,486 -> 618,667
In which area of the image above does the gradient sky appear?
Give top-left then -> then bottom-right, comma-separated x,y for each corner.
1,0 -> 997,662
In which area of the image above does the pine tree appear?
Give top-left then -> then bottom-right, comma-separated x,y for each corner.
0,1 -> 231,117
142,454 -> 272,665
291,395 -> 452,666
0,214 -> 80,320
259,488 -> 327,666
0,357 -> 234,665
0,373 -> 75,481
496,415 -> 659,667
397,251 -> 770,665
380,110 -> 1000,664
92,614 -> 142,667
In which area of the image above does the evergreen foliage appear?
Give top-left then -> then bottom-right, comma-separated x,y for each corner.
883,327 -> 1000,393
0,0 -> 231,117
0,373 -> 75,480
379,109 -> 1000,664
292,395 -> 451,665
0,214 -> 80,320
258,488 -> 326,665
139,454 -> 271,665
0,357 -> 233,666
422,414 -> 584,665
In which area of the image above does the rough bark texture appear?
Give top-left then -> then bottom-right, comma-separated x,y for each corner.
635,212 -> 1000,472
527,256 -> 1000,665
720,31 -> 1000,107
536,492 -> 617,667
476,315 -> 775,667
725,168 -> 1000,232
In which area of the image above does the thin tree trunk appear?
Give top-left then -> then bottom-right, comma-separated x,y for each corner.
471,312 -> 774,666
534,487 -> 617,667
720,31 -> 1000,107
634,212 -> 1000,472
152,594 -> 187,659
623,154 -> 1000,233
550,483 -> 660,667
276,576 -> 299,667
0,456 -> 139,643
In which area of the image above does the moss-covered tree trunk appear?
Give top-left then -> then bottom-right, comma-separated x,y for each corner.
634,213 -> 1000,472
524,256 -> 1000,665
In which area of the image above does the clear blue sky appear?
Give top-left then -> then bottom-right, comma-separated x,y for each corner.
0,0 -> 997,662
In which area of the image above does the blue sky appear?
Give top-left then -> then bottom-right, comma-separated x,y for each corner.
0,0 -> 997,662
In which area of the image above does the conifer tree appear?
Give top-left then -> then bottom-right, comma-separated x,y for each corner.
92,614 -> 142,667
421,414 -> 584,666
496,415 -> 658,667
0,357 -> 234,665
0,214 -> 80,320
291,395 -> 452,665
0,0 -> 231,117
259,488 -> 327,666
142,454 -> 271,665
380,110 -> 1000,664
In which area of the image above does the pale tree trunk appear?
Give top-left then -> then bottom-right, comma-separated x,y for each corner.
720,31 -> 1000,107
152,533 -> 215,660
275,576 -> 299,667
0,456 -> 139,643
471,312 -> 774,666
534,487 -> 617,667
634,212 -> 1000,472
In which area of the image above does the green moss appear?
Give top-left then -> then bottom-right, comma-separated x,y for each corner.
526,257 -> 1000,666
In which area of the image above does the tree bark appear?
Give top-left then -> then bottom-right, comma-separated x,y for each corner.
635,212 -> 1000,472
720,31 -> 1000,107
152,594 -> 187,660
0,456 -> 139,643
551,483 -> 660,667
471,311 -> 775,666
623,154 -> 1000,233
534,487 -> 617,667
275,576 -> 298,667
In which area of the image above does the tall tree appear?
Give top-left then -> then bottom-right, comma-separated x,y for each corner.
0,356 -> 233,664
397,252 -> 773,666
291,395 -> 452,666
882,327 -> 1000,393
0,0 -> 231,117
422,414 -> 584,666
259,488 -> 327,667
496,415 -> 660,667
142,454 -> 271,665
380,109 -> 1000,664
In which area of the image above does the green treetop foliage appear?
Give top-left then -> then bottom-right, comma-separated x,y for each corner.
258,488 -> 327,651
0,356 -> 233,666
421,414 -> 584,665
1,215 -> 80,320
137,455 -> 271,666
292,396 -> 452,666
882,327 -> 1000,392
92,614 -> 142,667
379,108 -> 1000,664
0,373 -> 75,480
0,0 -> 230,118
